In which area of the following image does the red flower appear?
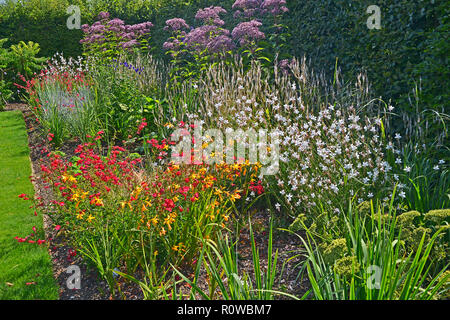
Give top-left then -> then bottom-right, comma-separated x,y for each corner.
163,199 -> 175,212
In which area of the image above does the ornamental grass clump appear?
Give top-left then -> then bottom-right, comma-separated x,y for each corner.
297,197 -> 450,300
17,53 -> 96,146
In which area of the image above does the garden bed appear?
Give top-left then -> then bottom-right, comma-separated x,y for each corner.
1,2 -> 447,301
7,103 -> 309,300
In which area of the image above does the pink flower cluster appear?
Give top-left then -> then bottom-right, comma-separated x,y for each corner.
80,12 -> 153,50
231,20 -> 265,47
195,6 -> 228,26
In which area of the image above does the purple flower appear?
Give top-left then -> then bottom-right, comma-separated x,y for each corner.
232,0 -> 262,10
278,59 -> 293,74
185,25 -> 232,54
81,24 -> 90,33
107,18 -> 125,27
98,11 -> 110,20
231,20 -> 265,47
232,0 -> 264,19
164,18 -> 190,32
90,24 -> 106,33
261,0 -> 289,16
163,39 -> 182,51
206,35 -> 235,54
79,14 -> 153,51
121,40 -> 139,49
195,6 -> 227,26
185,25 -> 217,49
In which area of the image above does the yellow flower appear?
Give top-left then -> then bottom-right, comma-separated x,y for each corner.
172,195 -> 179,203
230,190 -> 242,202
191,173 -> 199,180
159,227 -> 166,236
150,216 -> 158,226
71,192 -> 80,202
90,197 -> 103,206
76,212 -> 84,220
87,214 -> 95,223
62,174 -> 77,183
172,245 -> 179,251
120,201 -> 132,210
231,163 -> 241,171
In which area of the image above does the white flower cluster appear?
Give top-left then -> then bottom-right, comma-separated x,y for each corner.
176,59 -> 398,216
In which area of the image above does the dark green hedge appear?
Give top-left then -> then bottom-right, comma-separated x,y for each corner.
286,0 -> 449,112
1,0 -> 448,112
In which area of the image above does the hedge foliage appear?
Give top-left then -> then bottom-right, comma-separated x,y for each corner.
0,0 -> 448,112
287,0 -> 449,113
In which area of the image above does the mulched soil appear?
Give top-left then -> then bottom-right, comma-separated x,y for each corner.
3,103 -> 310,300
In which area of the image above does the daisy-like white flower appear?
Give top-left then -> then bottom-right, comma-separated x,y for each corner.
275,203 -> 281,211
404,166 -> 411,173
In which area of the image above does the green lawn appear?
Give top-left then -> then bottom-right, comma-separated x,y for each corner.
0,110 -> 58,300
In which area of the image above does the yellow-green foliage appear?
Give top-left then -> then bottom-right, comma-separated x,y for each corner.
397,210 -> 421,227
425,209 -> 450,225
319,238 -> 347,264
333,256 -> 360,279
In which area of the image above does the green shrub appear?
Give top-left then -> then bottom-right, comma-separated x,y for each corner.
10,41 -> 47,79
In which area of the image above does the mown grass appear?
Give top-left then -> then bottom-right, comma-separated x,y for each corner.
0,110 -> 58,300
